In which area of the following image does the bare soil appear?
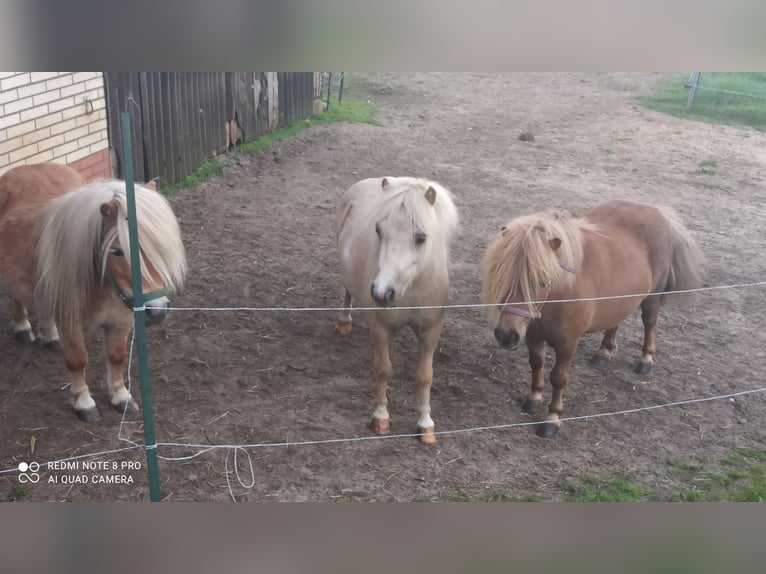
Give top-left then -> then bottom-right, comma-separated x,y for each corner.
2,73 -> 766,502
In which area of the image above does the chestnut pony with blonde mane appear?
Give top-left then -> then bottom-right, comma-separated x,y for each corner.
335,177 -> 458,443
482,200 -> 704,438
0,163 -> 186,422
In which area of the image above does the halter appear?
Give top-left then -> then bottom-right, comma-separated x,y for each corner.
501,258 -> 576,320
99,223 -> 168,311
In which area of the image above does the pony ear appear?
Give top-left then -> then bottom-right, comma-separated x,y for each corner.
100,202 -> 117,219
381,178 -> 390,190
425,186 -> 436,206
144,179 -> 158,191
549,237 -> 562,251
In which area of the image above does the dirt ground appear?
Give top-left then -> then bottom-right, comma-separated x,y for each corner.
2,73 -> 766,502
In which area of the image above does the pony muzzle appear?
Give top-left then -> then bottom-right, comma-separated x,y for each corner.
370,283 -> 396,308
144,297 -> 170,326
494,327 -> 523,350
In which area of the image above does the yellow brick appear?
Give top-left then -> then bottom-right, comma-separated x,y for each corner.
17,82 -> 46,99
50,118 -> 77,136
51,140 -> 80,159
60,81 -> 88,98
46,75 -> 73,90
8,142 -> 39,163
27,149 -> 54,163
0,73 -> 30,91
22,127 -> 51,146
0,112 -> 21,131
62,106 -> 84,120
71,72 -> 99,84
20,104 -> 49,122
90,141 -> 108,155
5,118 -> 34,138
88,118 -> 108,134
75,113 -> 99,128
36,133 -> 66,153
0,153 -> 8,167
0,72 -> 20,79
51,114 -> 77,136
33,90 -> 60,106
0,135 -> 24,155
85,77 -> 104,91
64,125 -> 89,142
66,147 -> 91,163
4,96 -> 33,115
48,96 -> 75,113
35,112 -> 63,130
0,89 -> 18,105
78,132 -> 103,148
30,72 -> 60,83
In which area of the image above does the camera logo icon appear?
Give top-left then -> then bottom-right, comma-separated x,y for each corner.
18,462 -> 40,484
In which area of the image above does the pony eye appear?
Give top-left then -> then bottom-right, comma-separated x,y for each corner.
539,280 -> 548,288
375,223 -> 381,237
415,233 -> 426,246
111,248 -> 125,257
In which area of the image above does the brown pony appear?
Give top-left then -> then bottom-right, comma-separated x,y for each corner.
482,200 -> 704,438
0,163 -> 186,422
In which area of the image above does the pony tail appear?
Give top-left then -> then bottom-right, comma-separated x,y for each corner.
660,206 -> 705,303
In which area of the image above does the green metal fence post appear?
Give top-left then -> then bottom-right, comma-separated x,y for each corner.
120,113 -> 162,502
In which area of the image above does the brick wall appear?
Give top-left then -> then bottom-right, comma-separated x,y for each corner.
0,72 -> 112,181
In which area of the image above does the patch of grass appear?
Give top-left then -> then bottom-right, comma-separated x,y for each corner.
7,486 -> 26,502
690,158 -> 717,176
639,72 -> 766,131
564,475 -> 650,502
161,96 -> 378,196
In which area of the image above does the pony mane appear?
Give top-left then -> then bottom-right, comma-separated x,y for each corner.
35,180 -> 186,331
347,177 -> 459,268
481,209 -> 589,321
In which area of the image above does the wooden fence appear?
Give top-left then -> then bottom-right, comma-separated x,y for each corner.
104,72 -> 315,185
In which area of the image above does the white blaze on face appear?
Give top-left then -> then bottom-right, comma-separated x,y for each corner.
371,211 -> 422,303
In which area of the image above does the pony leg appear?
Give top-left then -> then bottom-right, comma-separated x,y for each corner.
537,341 -> 578,439
38,316 -> 62,352
103,322 -> 139,415
635,297 -> 661,375
60,330 -> 99,422
522,338 -> 546,416
11,299 -> 35,344
591,326 -> 619,367
413,321 -> 444,444
369,317 -> 392,435
334,289 -> 353,335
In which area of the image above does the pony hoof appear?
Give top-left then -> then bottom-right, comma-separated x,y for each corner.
14,330 -> 35,345
417,426 -> 436,444
371,417 -> 390,435
43,340 -> 62,352
75,407 -> 100,423
334,321 -> 352,336
634,361 -> 652,375
590,354 -> 609,368
521,398 -> 543,416
535,422 -> 560,439
112,399 -> 140,416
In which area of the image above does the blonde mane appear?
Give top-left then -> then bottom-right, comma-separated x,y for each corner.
482,210 -> 589,321
344,177 -> 459,274
35,180 -> 186,331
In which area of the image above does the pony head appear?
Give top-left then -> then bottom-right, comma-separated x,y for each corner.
367,177 -> 458,307
481,210 -> 582,349
36,180 -> 187,330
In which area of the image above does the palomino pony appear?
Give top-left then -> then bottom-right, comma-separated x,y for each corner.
482,200 -> 704,438
335,177 -> 459,443
0,163 -> 186,422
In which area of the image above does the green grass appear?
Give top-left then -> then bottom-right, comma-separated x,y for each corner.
161,95 -> 378,196
7,486 -> 26,502
639,72 -> 766,131
416,441 -> 766,502
691,158 -> 718,175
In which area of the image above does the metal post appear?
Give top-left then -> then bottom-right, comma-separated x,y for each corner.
120,113 -> 162,502
327,72 -> 333,111
686,72 -> 701,110
338,72 -> 345,103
